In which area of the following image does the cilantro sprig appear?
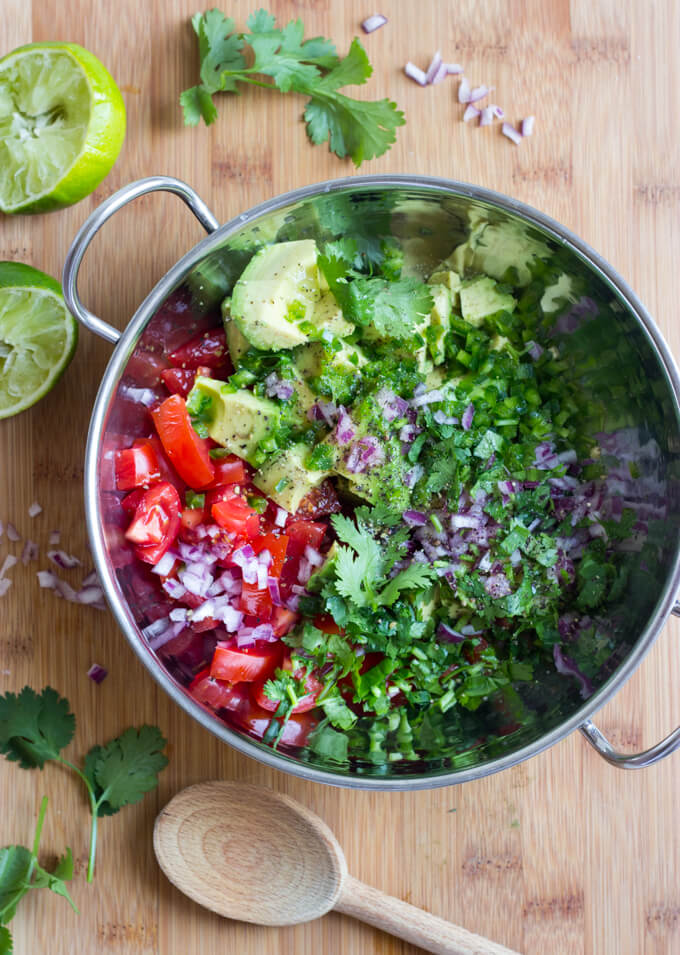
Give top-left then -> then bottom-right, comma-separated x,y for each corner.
181,9 -> 405,166
0,687 -> 168,888
0,797 -> 76,954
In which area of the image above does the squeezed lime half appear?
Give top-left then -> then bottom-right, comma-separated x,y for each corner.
0,262 -> 78,417
0,43 -> 126,214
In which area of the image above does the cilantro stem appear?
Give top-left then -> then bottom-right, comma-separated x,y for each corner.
56,757 -> 99,883
216,71 -> 278,90
27,795 -> 49,881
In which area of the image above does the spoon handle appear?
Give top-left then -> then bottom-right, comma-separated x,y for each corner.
335,875 -> 521,955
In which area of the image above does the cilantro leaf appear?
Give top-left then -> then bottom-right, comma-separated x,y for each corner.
333,543 -> 381,607
308,723 -> 349,762
0,687 -> 74,770
378,564 -> 437,607
344,276 -> 433,339
318,689 -> 356,730
181,11 -> 404,166
86,726 -> 168,813
0,925 -> 11,953
0,846 -> 31,925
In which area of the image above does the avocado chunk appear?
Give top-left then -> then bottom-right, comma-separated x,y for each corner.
222,298 -> 251,366
426,285 -> 452,365
253,442 -> 331,513
307,541 -> 339,594
459,276 -> 516,327
231,240 -> 323,351
309,292 -> 355,339
428,268 -> 462,306
188,376 -> 279,466
445,217 -> 552,287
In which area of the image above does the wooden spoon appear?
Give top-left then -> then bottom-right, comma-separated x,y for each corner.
153,781 -> 521,955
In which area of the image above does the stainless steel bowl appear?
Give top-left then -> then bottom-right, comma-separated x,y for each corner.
63,175 -> 680,789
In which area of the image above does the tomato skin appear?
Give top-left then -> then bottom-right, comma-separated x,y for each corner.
161,364 -> 212,398
252,655 -> 323,714
169,328 -> 232,373
212,497 -> 260,538
189,667 -> 250,712
125,348 -> 170,387
199,454 -> 247,489
124,481 -> 181,564
239,584 -> 272,621
295,480 -> 342,519
235,704 -> 317,747
180,507 -> 205,532
313,614 -> 343,636
279,520 -> 326,592
121,488 -> 145,515
210,645 -> 282,683
270,607 -> 300,638
115,444 -> 161,491
253,534 -> 288,576
152,394 -> 215,488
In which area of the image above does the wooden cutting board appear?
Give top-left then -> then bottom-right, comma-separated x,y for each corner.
1,1 -> 679,953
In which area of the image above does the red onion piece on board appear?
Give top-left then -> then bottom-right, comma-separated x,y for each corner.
445,63 -> 463,75
425,51 -> 443,84
431,61 -> 449,84
28,502 -> 42,518
502,122 -> 523,145
463,105 -> 481,123
0,555 -> 17,578
458,76 -> 471,103
479,106 -> 494,126
404,62 -> 428,86
0,578 -> 11,597
521,115 -> 535,136
361,13 -> 387,33
87,663 -> 108,684
468,84 -> 494,104
21,540 -> 38,565
6,523 -> 20,542
47,550 -> 81,570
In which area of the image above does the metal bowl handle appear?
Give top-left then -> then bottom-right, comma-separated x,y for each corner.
62,176 -> 220,344
580,599 -> 680,768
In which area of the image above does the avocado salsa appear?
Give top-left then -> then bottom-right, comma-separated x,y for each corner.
120,229 -> 639,768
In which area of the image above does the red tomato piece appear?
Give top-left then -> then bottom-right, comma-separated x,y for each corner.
313,614 -> 344,635
133,436 -> 183,489
124,481 -> 181,564
180,507 -> 205,532
210,645 -> 281,683
212,497 -> 260,538
252,655 -> 323,714
295,480 -> 342,519
239,583 -> 273,621
189,667 -> 250,712
121,488 -> 145,515
124,348 -> 170,387
270,607 -> 300,638
151,394 -> 215,488
252,533 -> 288,576
199,454 -> 247,489
115,444 -> 161,491
169,328 -> 232,373
235,703 -> 317,747
279,520 -> 326,592
161,363 -> 212,398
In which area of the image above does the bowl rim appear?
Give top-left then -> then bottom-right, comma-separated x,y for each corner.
84,173 -> 680,790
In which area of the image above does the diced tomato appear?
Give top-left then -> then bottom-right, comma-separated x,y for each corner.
252,534 -> 288,576
235,703 -> 317,747
124,481 -> 181,564
313,614 -> 343,635
151,394 -> 215,488
161,364 -> 212,399
169,328 -> 233,374
124,348 -> 170,387
239,584 -> 272,621
180,507 -> 205,532
115,443 -> 161,491
465,636 -> 489,665
205,484 -> 237,510
121,488 -> 146,515
212,497 -> 260,538
189,667 -> 250,712
134,436 -> 183,489
252,654 -> 323,714
198,454 -> 247,489
270,606 -> 300,638
280,520 -> 326,592
210,645 -> 282,683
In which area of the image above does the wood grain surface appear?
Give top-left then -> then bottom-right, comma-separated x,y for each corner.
1,2 -> 679,953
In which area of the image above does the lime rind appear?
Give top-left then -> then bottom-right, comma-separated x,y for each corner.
0,43 -> 125,214
0,263 -> 77,418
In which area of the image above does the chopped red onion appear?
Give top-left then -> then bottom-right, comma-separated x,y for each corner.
152,551 -> 176,576
490,104 -> 505,119
557,449 -> 578,465
403,510 -> 427,526
162,577 -> 186,600
215,603 -> 243,631
404,465 -> 424,489
76,585 -> 104,605
376,388 -> 408,422
411,388 -> 444,408
458,76 -> 471,103
87,663 -> 108,684
274,506 -> 288,528
510,549 -> 522,566
28,501 -> 42,518
315,399 -> 338,425
553,644 -> 593,698
521,115 -> 535,137
468,84 -> 493,104
335,407 -> 357,445
48,530 -> 60,547
405,62 -> 428,86
497,480 -> 516,496
0,578 -> 11,597
463,104 -> 481,123
267,576 -> 282,606
433,410 -> 458,426
53,577 -> 79,602
431,61 -> 449,84
37,570 -> 57,589
478,551 -> 493,573
425,51 -> 443,84
437,622 -> 465,643
256,561 -> 268,591
169,607 -> 188,623
191,598 -> 216,623
264,372 -> 294,401
361,13 -> 387,33
502,122 -> 523,145
479,106 -> 494,126
6,523 -> 20,542
236,622 -> 275,647
179,569 -> 212,597
118,384 -> 159,407
304,545 -> 323,567
526,340 -> 544,360
0,555 -> 18,578
47,549 -> 81,570
297,558 -> 312,584
285,594 -> 300,611
0,519 -> 3,538
81,570 -> 100,587
484,573 -> 512,598
257,549 -> 272,568
450,514 -> 480,529
461,404 -> 475,431
460,624 -> 483,636
445,63 -> 463,75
